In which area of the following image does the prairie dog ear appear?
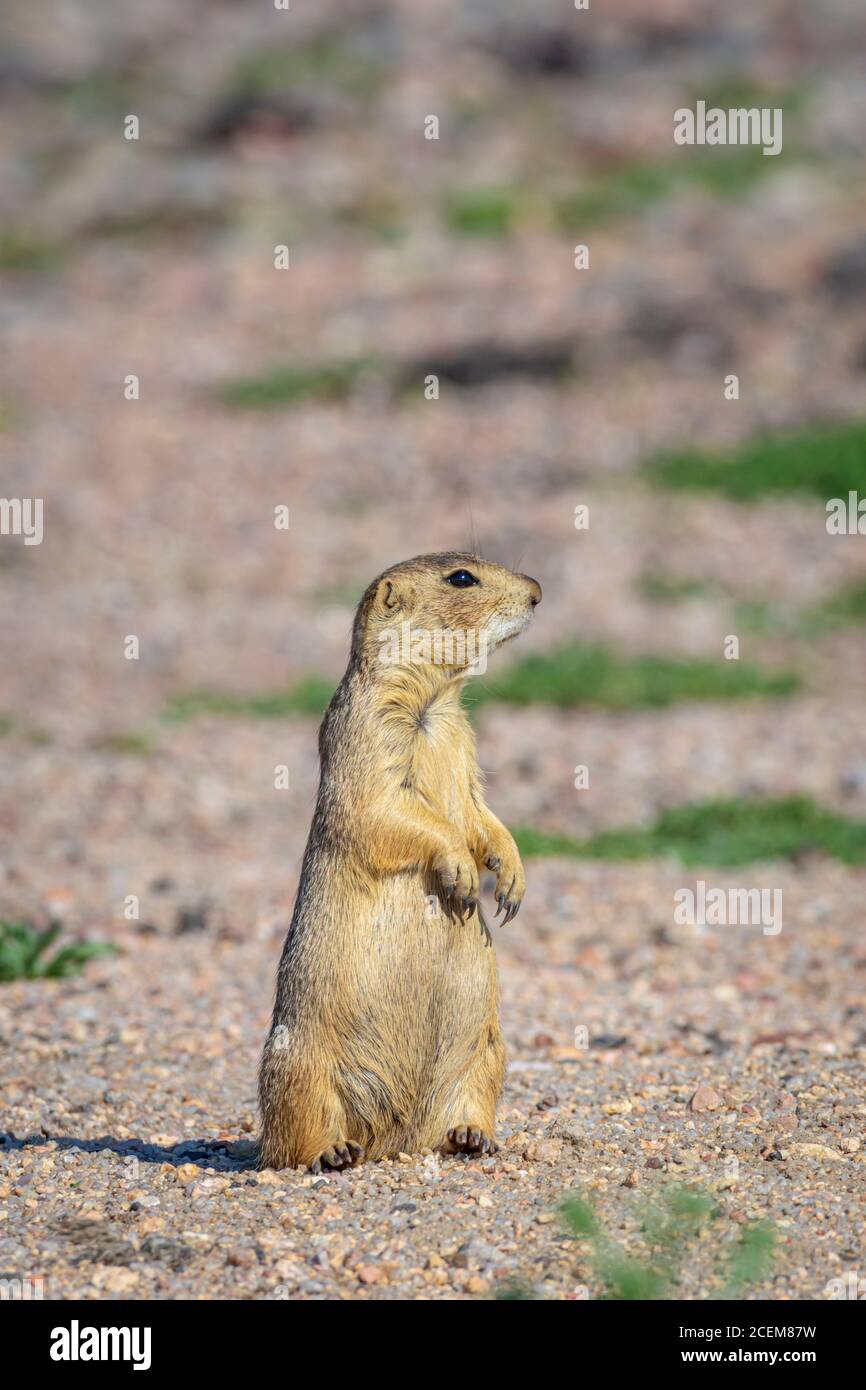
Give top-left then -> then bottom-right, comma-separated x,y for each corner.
375,577 -> 401,611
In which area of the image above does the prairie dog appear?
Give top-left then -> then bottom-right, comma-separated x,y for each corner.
259,552 -> 541,1170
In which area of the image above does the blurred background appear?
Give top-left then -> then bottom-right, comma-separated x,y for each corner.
2,0 -> 866,927
1,0 -> 866,1300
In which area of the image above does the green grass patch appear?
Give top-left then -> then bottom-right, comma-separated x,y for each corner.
556,83 -> 807,231
221,338 -> 577,408
733,579 -> 866,637
447,144 -> 788,243
723,1221 -> 778,1296
685,77 -> 811,124
801,578 -> 866,632
685,144 -> 781,197
555,146 -> 779,229
445,187 -> 521,238
233,33 -> 386,100
91,731 -> 154,756
53,72 -> 146,119
0,921 -> 117,982
466,641 -> 798,711
492,1277 -> 542,1301
163,676 -> 335,723
733,598 -> 783,635
514,795 -> 866,868
556,161 -> 676,228
0,715 -> 12,737
646,420 -> 866,501
163,638 -> 799,728
0,232 -> 64,273
219,358 -> 375,409
556,1185 -> 775,1301
24,727 -> 52,746
0,399 -> 20,432
497,1184 -> 775,1300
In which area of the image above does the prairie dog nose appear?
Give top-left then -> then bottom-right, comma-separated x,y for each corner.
525,577 -> 542,607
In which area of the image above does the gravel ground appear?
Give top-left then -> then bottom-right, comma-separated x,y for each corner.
2,0 -> 866,1300
2,855 -> 864,1300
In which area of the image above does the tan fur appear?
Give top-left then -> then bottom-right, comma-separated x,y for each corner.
258,552 -> 541,1170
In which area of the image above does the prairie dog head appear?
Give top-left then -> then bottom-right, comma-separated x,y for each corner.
352,552 -> 541,675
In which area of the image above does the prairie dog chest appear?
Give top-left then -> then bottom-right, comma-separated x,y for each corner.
411,701 -> 474,820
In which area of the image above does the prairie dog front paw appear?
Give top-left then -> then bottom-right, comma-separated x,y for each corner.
433,847 -> 479,920
484,846 -> 525,924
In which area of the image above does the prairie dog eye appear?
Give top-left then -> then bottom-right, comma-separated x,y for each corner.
445,569 -> 479,588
